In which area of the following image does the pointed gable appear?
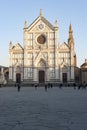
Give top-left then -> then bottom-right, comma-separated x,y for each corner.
24,14 -> 54,32
13,43 -> 23,51
34,51 -> 46,66
41,16 -> 54,30
59,42 -> 69,51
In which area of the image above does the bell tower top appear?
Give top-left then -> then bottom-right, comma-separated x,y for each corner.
69,23 -> 73,33
68,23 -> 74,45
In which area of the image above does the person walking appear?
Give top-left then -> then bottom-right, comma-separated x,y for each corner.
17,82 -> 21,92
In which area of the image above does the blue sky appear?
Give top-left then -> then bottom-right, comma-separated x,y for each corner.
0,0 -> 87,67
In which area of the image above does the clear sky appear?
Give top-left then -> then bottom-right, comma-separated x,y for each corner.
0,0 -> 87,67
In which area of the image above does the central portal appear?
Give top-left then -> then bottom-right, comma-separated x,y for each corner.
16,73 -> 21,83
62,73 -> 67,83
39,70 -> 45,83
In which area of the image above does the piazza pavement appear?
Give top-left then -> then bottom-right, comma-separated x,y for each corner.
0,86 -> 87,130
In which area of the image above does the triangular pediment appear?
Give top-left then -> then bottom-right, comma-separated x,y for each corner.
61,62 -> 69,68
13,43 -> 23,50
60,42 -> 69,50
25,15 -> 54,32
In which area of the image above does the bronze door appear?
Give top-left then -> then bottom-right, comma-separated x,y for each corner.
62,73 -> 67,83
39,70 -> 45,83
16,73 -> 21,83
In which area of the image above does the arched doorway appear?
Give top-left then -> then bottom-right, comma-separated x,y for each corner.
39,70 -> 45,83
16,73 -> 21,83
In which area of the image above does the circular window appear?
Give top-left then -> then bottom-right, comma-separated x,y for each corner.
37,35 -> 46,44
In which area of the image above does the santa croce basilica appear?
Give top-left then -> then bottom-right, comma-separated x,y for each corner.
9,10 -> 79,85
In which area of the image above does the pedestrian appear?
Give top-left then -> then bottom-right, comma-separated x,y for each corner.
15,82 -> 17,87
73,83 -> 76,89
17,83 -> 21,92
78,84 -> 81,89
35,83 -> 37,90
45,84 -> 47,91
83,81 -> 86,89
51,83 -> 53,88
59,83 -> 62,88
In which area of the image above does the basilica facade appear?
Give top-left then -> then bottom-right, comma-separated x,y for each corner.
9,10 -> 77,85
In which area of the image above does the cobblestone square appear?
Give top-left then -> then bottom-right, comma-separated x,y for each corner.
0,86 -> 87,130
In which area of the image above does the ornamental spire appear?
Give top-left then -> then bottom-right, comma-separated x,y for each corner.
55,19 -> 58,27
40,9 -> 42,16
24,20 -> 28,28
68,23 -> 74,41
9,41 -> 13,49
68,23 -> 74,47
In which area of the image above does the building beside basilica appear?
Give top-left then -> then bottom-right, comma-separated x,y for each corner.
9,10 -> 78,85
80,59 -> 87,84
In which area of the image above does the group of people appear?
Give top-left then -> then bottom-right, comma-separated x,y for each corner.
76,82 -> 87,89
14,81 -> 87,92
34,83 -> 53,91
58,82 -> 87,89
